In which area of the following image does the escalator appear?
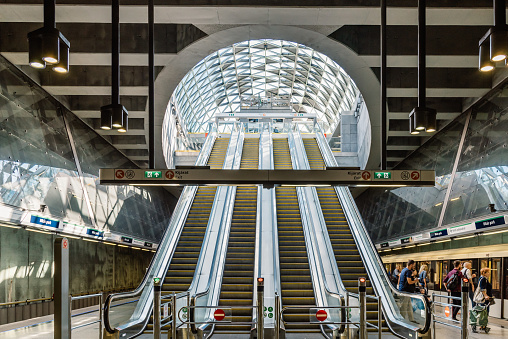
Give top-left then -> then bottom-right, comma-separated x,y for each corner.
216,138 -> 259,335
274,138 -> 319,334
302,138 -> 386,332
145,138 -> 230,333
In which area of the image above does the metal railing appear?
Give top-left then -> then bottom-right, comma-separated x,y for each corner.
313,123 -> 432,338
70,293 -> 103,339
431,278 -> 470,339
103,128 -> 218,337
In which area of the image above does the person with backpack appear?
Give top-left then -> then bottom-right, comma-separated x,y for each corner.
443,260 -> 463,321
398,260 -> 418,322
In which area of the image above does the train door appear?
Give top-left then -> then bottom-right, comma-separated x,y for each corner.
441,260 -> 449,291
480,258 -> 502,318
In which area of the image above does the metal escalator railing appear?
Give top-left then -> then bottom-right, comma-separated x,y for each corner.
215,137 -> 259,335
287,129 -> 347,338
103,130 -> 225,337
302,138 -> 386,333
273,137 -> 319,333
189,127 -> 245,337
314,125 -> 431,338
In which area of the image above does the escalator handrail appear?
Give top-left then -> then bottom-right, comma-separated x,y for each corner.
287,127 -> 346,332
190,127 -> 244,330
314,126 -> 431,335
339,186 -> 432,334
103,129 -> 218,335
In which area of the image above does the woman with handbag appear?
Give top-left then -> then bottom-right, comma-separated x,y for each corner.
471,267 -> 493,333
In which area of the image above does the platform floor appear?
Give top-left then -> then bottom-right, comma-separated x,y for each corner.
1,307 -> 507,339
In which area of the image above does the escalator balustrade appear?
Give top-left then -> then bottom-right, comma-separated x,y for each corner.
302,138 -> 387,332
145,137 -> 230,334
216,138 -> 259,335
274,138 -> 319,333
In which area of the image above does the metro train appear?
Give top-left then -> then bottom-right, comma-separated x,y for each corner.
382,251 -> 508,319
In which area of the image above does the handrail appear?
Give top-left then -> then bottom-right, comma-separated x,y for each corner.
103,128 -> 218,336
314,124 -> 431,337
0,297 -> 53,307
189,125 -> 244,336
287,126 -> 346,334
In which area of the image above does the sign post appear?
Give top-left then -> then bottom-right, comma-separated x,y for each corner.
257,277 -> 264,339
54,237 -> 70,339
358,277 -> 367,339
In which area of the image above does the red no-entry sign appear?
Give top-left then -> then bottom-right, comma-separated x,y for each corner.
316,309 -> 327,322
214,309 -> 225,321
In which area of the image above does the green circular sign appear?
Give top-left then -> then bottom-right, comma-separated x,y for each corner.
268,313 -> 273,318
268,307 -> 273,312
264,306 -> 267,311
183,307 -> 188,313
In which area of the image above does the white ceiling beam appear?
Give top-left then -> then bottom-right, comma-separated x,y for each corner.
360,55 -> 479,68
97,130 -> 146,136
387,145 -> 419,151
43,86 -> 148,96
115,144 -> 148,150
388,112 -> 461,120
1,52 -> 175,67
0,5 -> 499,26
387,88 -> 489,98
73,110 -> 146,118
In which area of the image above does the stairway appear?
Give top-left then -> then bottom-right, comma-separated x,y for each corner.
216,138 -> 259,335
144,137 -> 230,334
274,138 -> 319,333
302,138 -> 386,332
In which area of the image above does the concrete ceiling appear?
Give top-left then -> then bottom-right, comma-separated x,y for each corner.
0,1 -> 502,168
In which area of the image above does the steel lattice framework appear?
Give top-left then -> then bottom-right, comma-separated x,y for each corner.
168,39 -> 360,134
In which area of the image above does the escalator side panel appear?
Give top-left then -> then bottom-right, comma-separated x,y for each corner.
274,138 -> 319,333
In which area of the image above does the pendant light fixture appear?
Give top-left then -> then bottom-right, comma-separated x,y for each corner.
479,0 -> 508,72
409,0 -> 437,134
27,0 -> 70,73
100,0 -> 128,132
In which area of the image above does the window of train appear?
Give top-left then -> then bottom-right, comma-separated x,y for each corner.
441,261 -> 449,291
492,258 -> 501,299
429,261 -> 439,290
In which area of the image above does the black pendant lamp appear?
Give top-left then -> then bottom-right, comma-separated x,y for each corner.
409,0 -> 437,135
100,0 -> 128,132
479,0 -> 508,72
27,0 -> 70,72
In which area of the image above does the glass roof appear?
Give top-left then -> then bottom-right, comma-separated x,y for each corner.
168,39 -> 360,134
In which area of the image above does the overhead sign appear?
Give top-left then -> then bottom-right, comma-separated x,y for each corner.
86,228 -> 104,238
30,215 -> 60,228
121,236 -> 133,244
475,216 -> 505,230
99,169 -> 435,187
430,229 -> 448,238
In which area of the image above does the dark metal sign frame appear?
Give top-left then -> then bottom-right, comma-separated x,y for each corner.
100,169 -> 435,187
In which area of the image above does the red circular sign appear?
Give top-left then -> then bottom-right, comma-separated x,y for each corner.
62,239 -> 68,249
316,309 -> 327,322
362,171 -> 371,180
411,171 -> 420,180
444,306 -> 450,318
115,169 -> 124,179
214,309 -> 225,321
165,170 -> 175,179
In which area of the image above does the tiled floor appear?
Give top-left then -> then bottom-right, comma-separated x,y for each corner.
1,308 -> 507,339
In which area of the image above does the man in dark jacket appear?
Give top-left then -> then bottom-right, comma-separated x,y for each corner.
443,260 -> 463,321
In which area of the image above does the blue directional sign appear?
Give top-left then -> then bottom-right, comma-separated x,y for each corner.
86,228 -> 104,238
30,215 -> 59,228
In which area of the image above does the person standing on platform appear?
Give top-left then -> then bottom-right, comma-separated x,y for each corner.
398,260 -> 418,322
391,264 -> 401,287
461,262 -> 476,307
443,260 -> 463,321
418,264 -> 428,294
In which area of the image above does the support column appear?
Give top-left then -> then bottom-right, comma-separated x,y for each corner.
54,237 -> 70,339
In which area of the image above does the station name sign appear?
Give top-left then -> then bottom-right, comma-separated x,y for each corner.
100,169 -> 435,187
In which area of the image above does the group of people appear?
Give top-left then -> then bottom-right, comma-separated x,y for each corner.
391,259 -> 493,329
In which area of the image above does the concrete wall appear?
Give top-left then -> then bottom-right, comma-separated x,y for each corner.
0,226 -> 154,304
356,101 -> 371,170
